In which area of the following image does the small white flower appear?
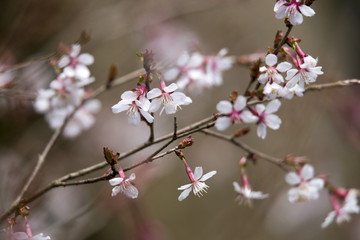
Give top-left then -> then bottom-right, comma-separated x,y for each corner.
109,173 -> 139,199
263,82 -> 304,100
215,95 -> 257,131
147,82 -> 192,115
178,166 -> 216,201
233,181 -> 269,207
205,48 -> 235,86
285,164 -> 324,203
112,86 -> 153,126
253,99 -> 282,139
274,0 -> 316,26
321,189 -> 360,228
286,55 -> 323,88
58,44 -> 94,79
258,54 -> 292,85
13,232 -> 51,240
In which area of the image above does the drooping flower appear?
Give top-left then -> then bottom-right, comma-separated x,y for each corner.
205,48 -> 235,86
274,0 -> 316,26
178,166 -> 217,201
258,54 -> 292,85
215,95 -> 257,131
112,84 -> 153,126
233,182 -> 269,207
251,99 -> 282,139
109,171 -> 139,199
286,55 -> 323,88
13,232 -> 51,240
321,189 -> 360,228
285,164 -> 325,203
147,81 -> 192,115
58,44 -> 94,79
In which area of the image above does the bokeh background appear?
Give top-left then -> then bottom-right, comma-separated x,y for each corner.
1,0 -> 360,239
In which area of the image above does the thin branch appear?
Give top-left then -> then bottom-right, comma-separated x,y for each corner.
274,25 -> 293,55
305,79 -> 360,92
0,54 -> 55,74
200,129 -> 287,171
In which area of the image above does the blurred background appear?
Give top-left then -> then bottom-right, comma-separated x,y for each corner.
0,0 -> 360,239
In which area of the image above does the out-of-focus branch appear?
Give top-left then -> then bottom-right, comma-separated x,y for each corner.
305,79 -> 360,91
0,54 -> 55,74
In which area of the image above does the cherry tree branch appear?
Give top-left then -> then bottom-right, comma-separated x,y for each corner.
0,54 -> 55,74
305,79 -> 360,91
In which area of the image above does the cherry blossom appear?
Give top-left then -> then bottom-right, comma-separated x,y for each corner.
321,189 -> 360,228
178,166 -> 216,201
233,182 -> 269,207
285,164 -> 325,203
13,232 -> 51,240
215,95 -> 257,131
58,44 -> 94,79
274,0 -> 316,26
147,81 -> 192,115
252,99 -> 282,139
205,48 -> 235,86
112,85 -> 153,126
263,82 -> 304,100
258,54 -> 292,85
109,172 -> 139,199
286,55 -> 323,88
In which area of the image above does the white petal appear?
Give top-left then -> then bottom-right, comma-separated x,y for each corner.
128,173 -> 136,181
233,181 -> 242,193
276,62 -> 292,72
79,53 -> 94,65
215,117 -> 232,131
255,104 -> 266,114
216,100 -> 232,114
286,69 -> 298,80
285,172 -> 301,185
109,177 -> 124,186
121,91 -> 138,101
164,83 -> 178,93
171,92 -> 191,105
63,66 -> 75,77
290,9 -> 303,25
177,51 -> 190,66
234,96 -> 246,111
58,56 -> 70,68
178,187 -> 192,201
301,164 -> 314,180
149,98 -> 162,113
70,44 -> 81,57
111,186 -> 121,196
257,123 -> 267,139
265,114 -> 282,130
124,185 -> 139,199
188,52 -> 204,67
299,5 -> 315,17
163,68 -> 180,81
111,101 -> 130,113
140,109 -> 154,123
75,65 -> 91,79
128,111 -> 141,126
241,110 -> 258,123
178,183 -> 192,190
321,211 -> 336,228
265,99 -> 281,114
288,188 -> 300,203
258,73 -> 268,84
147,88 -> 162,99
309,178 -> 325,190
200,170 -> 217,181
193,167 -> 203,181
265,54 -> 277,66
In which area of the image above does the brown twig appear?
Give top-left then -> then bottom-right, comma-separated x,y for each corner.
0,54 -> 55,74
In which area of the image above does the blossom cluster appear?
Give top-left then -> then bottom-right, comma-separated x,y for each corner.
33,44 -> 101,138
163,49 -> 235,95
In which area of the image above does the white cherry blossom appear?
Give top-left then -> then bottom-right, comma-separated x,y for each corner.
258,54 -> 292,85
233,182 -> 269,207
112,85 -> 153,126
109,173 -> 139,199
178,166 -> 216,201
205,48 -> 235,86
147,82 -> 192,115
274,0 -> 316,26
285,164 -> 324,203
286,55 -> 323,88
58,44 -> 94,79
215,95 -> 257,131
252,99 -> 282,139
322,189 -> 360,228
263,82 -> 304,100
